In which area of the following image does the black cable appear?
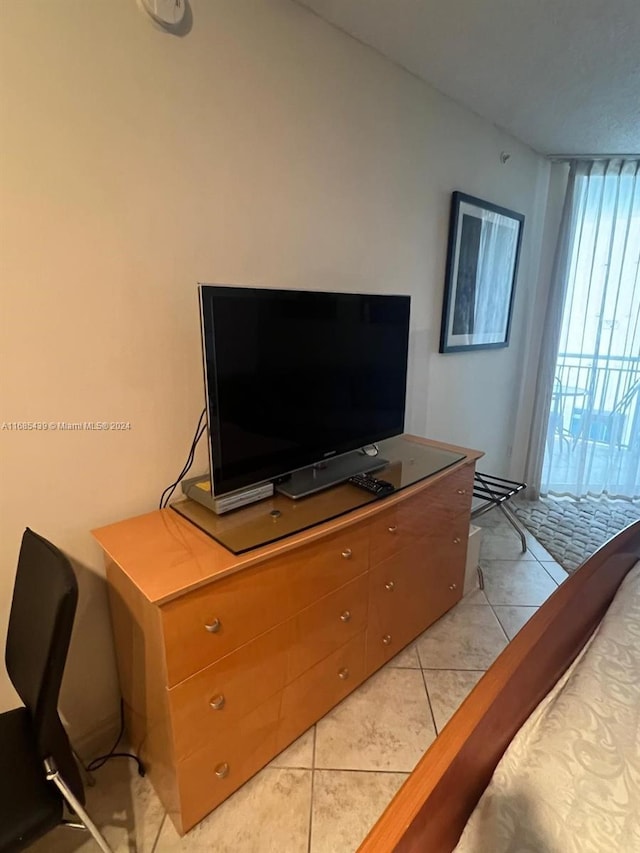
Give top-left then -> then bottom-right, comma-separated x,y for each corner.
85,698 -> 145,777
159,408 -> 207,509
159,408 -> 206,508
160,424 -> 205,508
160,421 -> 206,509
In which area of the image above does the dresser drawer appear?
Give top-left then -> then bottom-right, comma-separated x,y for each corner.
288,572 -> 368,681
176,693 -> 282,833
168,573 -> 368,759
277,631 -> 366,752
168,619 -> 292,760
176,634 -> 366,832
367,541 -> 431,670
161,524 -> 368,685
369,464 -> 474,566
366,516 -> 468,672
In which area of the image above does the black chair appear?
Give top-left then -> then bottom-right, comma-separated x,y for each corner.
0,528 -> 112,853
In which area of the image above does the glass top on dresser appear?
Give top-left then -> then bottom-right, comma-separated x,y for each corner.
171,436 -> 465,554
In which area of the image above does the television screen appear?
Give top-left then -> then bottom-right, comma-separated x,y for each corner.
199,285 -> 411,496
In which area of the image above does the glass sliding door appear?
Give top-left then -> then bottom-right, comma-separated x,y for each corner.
543,160 -> 640,500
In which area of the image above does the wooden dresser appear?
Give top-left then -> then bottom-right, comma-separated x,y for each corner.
94,436 -> 481,834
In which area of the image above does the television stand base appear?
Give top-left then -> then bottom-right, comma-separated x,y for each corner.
275,451 -> 387,500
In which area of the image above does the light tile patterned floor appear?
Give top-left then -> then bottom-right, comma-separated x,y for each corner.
28,516 -> 568,853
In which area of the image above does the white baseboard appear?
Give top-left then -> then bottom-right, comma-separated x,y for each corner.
68,711 -> 122,764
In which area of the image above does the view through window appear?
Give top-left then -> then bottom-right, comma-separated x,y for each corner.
543,161 -> 640,500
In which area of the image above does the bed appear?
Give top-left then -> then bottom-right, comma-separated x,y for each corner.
358,518 -> 640,853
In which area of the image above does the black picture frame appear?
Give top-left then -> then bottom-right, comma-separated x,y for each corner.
439,192 -> 524,353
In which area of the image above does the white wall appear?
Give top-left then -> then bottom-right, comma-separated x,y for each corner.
0,0 -> 550,743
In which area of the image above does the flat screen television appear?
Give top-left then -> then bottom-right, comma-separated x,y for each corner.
199,285 -> 411,498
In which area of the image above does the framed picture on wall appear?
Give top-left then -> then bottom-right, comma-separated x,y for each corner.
439,192 -> 524,353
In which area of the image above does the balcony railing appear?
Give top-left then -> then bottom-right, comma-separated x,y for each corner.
552,352 -> 640,451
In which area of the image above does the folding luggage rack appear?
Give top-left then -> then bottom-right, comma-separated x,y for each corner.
471,472 -> 527,553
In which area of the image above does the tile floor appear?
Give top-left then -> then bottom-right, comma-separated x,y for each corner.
29,512 -> 568,853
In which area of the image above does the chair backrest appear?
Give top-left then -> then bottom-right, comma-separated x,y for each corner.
613,378 -> 640,414
5,528 -> 84,802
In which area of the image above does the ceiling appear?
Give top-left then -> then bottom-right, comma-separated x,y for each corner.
297,0 -> 640,156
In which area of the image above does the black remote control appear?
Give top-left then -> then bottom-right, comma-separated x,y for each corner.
348,473 -> 395,496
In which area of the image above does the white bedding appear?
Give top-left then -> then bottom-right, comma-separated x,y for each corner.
454,560 -> 640,853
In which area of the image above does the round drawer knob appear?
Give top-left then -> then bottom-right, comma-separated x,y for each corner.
457,488 -> 467,495
387,525 -> 398,534
340,610 -> 351,623
449,583 -> 457,591
341,548 -> 353,559
209,694 -> 225,711
384,580 -> 395,591
215,762 -> 230,779
205,617 -> 222,634
453,537 -> 461,545
338,668 -> 349,680
382,634 -> 392,646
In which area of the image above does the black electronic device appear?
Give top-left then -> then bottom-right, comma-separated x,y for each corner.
347,473 -> 395,496
199,285 -> 411,501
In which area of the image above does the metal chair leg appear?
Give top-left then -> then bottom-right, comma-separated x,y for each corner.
44,758 -> 113,853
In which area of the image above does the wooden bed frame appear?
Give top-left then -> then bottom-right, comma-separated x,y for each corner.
358,519 -> 640,853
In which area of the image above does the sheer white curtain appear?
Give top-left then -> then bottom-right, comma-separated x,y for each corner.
524,163 -> 580,498
533,159 -> 640,501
